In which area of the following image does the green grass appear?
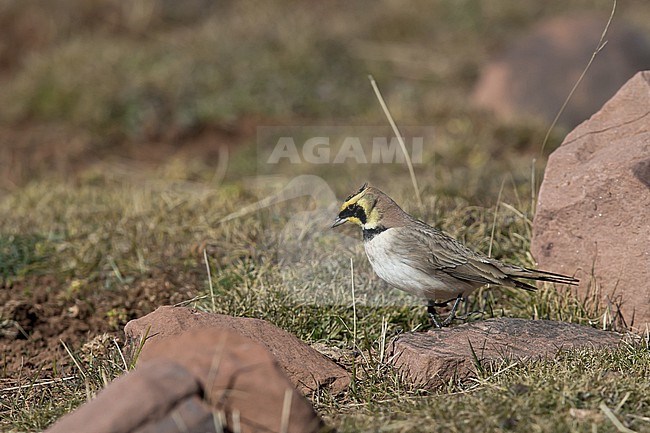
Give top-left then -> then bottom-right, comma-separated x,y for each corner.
1,336 -> 128,432
4,338 -> 649,432
0,234 -> 54,282
2,171 -> 647,432
328,341 -> 650,433
4,0 -> 648,141
2,1 -> 650,432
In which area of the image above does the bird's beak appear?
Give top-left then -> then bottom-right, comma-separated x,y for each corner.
331,217 -> 348,228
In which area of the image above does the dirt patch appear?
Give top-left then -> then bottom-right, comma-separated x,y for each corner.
0,0 -> 222,73
0,270 -> 202,379
0,115 -> 261,380
0,124 -> 97,190
0,119 -> 256,191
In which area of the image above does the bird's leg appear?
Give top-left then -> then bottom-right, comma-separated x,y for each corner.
427,296 -> 464,328
441,295 -> 464,327
427,299 -> 443,328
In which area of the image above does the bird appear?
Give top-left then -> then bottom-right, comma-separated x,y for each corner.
331,183 -> 579,328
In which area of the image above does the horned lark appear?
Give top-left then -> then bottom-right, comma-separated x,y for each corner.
332,183 -> 578,327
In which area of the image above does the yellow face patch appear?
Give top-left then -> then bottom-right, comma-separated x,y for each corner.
339,183 -> 369,211
345,216 -> 363,226
333,183 -> 380,229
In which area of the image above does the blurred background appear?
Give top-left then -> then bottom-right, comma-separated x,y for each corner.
3,3 -> 650,430
1,0 -> 649,200
2,1 -> 650,423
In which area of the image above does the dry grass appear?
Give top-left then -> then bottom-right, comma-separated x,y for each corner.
2,168 -> 649,432
2,1 -> 650,432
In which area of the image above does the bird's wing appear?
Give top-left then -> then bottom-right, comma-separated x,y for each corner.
389,222 -> 577,290
388,224 -> 512,287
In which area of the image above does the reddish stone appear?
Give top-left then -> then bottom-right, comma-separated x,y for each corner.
473,15 -> 650,128
45,359 -> 202,433
124,306 -> 350,394
45,329 -> 326,433
388,318 -> 622,389
532,71 -> 650,331
136,328 -> 325,433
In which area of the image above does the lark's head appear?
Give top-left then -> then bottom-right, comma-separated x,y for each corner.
332,183 -> 407,230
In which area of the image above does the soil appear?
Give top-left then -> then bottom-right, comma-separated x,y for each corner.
0,270 -> 202,378
0,120 -> 256,191
0,120 -> 255,380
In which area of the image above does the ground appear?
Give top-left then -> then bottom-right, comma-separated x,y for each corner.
1,1 -> 650,432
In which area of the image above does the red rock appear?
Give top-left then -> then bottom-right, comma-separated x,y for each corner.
472,15 -> 650,128
46,329 -> 326,433
45,359 -> 202,433
388,318 -> 622,389
532,71 -> 650,331
124,306 -> 350,394
136,328 -> 325,433
133,396 -> 218,433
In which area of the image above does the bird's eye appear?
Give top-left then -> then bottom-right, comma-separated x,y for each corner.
339,205 -> 355,218
338,203 -> 367,224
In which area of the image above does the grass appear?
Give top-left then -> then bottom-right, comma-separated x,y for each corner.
2,171 -> 648,432
329,341 -> 650,433
2,335 -> 128,432
2,0 -> 650,432
0,233 -> 53,283
4,0 -> 649,142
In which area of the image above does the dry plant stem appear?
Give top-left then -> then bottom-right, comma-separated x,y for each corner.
488,176 -> 507,258
279,388 -> 293,433
60,340 -> 87,379
531,158 -> 536,215
350,257 -> 357,352
211,145 -> 229,185
113,338 -> 128,371
0,377 -> 75,393
368,74 -> 423,209
539,0 -> 617,157
599,402 -> 637,433
204,248 -> 216,312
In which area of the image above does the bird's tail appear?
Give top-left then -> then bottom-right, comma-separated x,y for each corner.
510,267 -> 579,291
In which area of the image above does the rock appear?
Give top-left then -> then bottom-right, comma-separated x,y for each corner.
388,318 -> 622,390
472,15 -> 650,128
133,396 -> 218,433
531,71 -> 650,331
45,359 -> 204,433
124,306 -> 350,394
136,328 -> 325,433
46,330 -> 326,433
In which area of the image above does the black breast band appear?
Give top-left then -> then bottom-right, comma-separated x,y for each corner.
363,226 -> 387,241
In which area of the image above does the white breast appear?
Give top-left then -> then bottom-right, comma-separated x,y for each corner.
364,230 -> 460,300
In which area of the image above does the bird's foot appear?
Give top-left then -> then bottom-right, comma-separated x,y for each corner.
427,295 -> 464,328
427,300 -> 443,328
428,312 -> 443,328
454,309 -> 486,321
